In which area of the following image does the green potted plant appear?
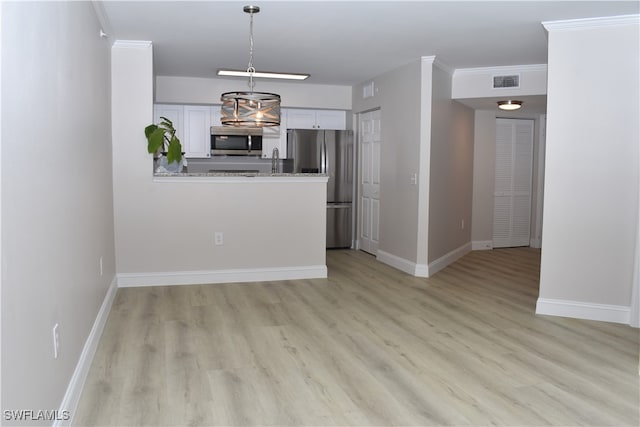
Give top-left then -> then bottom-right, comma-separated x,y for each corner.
144,116 -> 185,172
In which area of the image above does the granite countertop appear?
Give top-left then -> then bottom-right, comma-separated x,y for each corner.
154,171 -> 328,177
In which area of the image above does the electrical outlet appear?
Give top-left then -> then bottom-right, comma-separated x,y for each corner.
52,323 -> 59,359
461,219 -> 465,230
214,232 -> 224,246
99,257 -> 103,276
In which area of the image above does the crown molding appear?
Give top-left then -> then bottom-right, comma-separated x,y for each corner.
420,56 -> 454,75
112,40 -> 153,49
421,55 -> 436,64
543,14 -> 639,32
453,64 -> 547,77
434,59 -> 454,75
91,0 -> 113,41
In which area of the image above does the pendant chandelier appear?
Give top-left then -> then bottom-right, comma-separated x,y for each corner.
220,5 -> 281,127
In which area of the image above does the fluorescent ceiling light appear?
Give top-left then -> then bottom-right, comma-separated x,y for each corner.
217,70 -> 310,80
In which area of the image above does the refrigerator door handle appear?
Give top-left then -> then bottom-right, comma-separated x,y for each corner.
321,138 -> 327,174
324,139 -> 329,174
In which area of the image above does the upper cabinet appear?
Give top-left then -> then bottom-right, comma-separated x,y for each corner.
261,109 -> 287,159
286,108 -> 346,130
154,104 -> 184,142
154,104 -> 347,160
183,106 -> 211,158
154,104 -> 212,158
211,105 -> 222,128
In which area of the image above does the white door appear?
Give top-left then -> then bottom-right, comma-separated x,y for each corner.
493,118 -> 534,248
359,110 -> 381,255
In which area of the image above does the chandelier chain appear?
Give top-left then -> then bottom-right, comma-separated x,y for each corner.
247,10 -> 255,92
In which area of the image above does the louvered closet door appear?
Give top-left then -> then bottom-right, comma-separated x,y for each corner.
493,119 -> 534,248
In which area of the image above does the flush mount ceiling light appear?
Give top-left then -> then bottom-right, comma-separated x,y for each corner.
220,5 -> 281,127
217,70 -> 309,80
497,100 -> 523,111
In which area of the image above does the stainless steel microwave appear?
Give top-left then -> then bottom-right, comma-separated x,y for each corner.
210,126 -> 263,156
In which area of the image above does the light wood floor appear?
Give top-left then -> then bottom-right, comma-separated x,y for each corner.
74,248 -> 639,426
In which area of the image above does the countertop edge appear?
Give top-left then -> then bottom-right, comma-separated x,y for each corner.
153,173 -> 329,183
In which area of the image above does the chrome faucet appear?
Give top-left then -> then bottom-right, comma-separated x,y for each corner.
271,147 -> 280,173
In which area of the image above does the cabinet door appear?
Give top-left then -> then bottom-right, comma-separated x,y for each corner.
278,109 -> 287,158
286,108 -> 346,130
286,109 -> 317,129
183,106 -> 211,158
262,108 -> 288,159
261,137 -> 279,160
154,104 -> 183,142
211,105 -> 222,127
316,110 -> 346,130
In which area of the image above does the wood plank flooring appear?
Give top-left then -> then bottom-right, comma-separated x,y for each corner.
74,248 -> 639,426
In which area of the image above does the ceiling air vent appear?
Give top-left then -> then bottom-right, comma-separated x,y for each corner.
493,74 -> 520,89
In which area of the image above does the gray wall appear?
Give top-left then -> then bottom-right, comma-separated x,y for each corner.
1,1 -> 115,419
352,58 -> 475,272
352,59 -> 425,264
428,65 -> 475,263
471,110 -> 497,246
539,17 -> 639,312
155,76 -> 352,110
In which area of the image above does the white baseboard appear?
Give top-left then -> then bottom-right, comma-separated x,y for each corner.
377,250 -> 429,277
472,240 -> 494,250
377,243 -> 471,278
428,242 -> 472,276
55,276 -> 118,427
117,265 -> 328,287
536,298 -> 631,325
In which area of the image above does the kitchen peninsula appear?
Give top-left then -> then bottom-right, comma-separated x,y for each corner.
116,165 -> 329,287
112,42 -> 338,289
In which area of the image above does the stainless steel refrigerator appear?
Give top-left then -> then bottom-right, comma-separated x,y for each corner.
286,129 -> 354,248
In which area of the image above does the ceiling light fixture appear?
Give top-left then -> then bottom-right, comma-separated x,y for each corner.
220,5 -> 280,127
217,70 -> 309,80
497,100 -> 523,111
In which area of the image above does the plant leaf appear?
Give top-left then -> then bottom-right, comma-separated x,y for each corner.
166,136 -> 182,164
144,124 -> 158,139
147,127 -> 165,154
159,116 -> 174,130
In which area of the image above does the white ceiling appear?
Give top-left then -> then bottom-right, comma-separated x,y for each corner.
98,1 -> 638,112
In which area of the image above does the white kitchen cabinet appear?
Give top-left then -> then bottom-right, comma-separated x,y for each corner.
286,108 -> 346,130
183,106 -> 211,158
285,109 -> 316,129
154,104 -> 183,142
154,104 -> 213,158
211,105 -> 222,128
315,110 -> 347,129
261,109 -> 287,159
